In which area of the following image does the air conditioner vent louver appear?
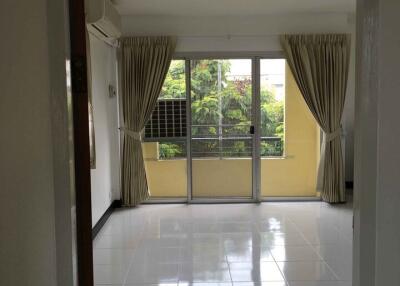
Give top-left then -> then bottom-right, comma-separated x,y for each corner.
91,24 -> 109,38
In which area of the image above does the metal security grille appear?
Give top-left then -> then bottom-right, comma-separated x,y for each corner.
144,99 -> 187,140
190,124 -> 283,158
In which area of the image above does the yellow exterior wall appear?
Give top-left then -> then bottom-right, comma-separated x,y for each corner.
192,159 -> 252,197
142,64 -> 319,198
142,143 -> 187,197
261,64 -> 319,196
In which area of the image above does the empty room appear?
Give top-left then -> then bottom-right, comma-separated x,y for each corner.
88,0 -> 355,285
2,1 -> 400,286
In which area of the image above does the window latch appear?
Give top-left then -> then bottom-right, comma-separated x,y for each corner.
250,125 -> 255,135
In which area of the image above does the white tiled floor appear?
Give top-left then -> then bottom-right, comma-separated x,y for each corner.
93,201 -> 353,286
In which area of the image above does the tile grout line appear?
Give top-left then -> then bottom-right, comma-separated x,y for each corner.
95,203 -> 351,285
283,216 -> 343,281
226,254 -> 234,285
121,225 -> 148,286
269,246 -> 290,286
121,244 -> 137,286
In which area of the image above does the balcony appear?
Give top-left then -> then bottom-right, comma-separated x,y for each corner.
142,59 -> 320,199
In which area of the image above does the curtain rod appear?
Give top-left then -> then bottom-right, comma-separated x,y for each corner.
177,34 -> 282,39
176,33 -> 350,39
121,34 -> 283,39
122,33 -> 350,39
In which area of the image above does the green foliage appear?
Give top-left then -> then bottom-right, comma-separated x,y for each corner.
261,140 -> 284,157
191,96 -> 220,124
191,60 -> 230,100
160,61 -> 186,99
261,88 -> 284,138
159,59 -> 285,159
158,142 -> 186,159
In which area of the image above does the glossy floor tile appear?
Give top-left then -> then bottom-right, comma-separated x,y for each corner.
94,200 -> 352,286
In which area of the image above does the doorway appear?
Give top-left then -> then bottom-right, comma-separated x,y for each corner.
190,58 -> 254,200
142,55 -> 319,202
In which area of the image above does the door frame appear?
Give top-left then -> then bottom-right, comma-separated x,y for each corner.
68,0 -> 94,285
145,51 -> 287,203
187,56 -> 256,202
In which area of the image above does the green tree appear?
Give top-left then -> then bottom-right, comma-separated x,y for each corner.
260,88 -> 284,138
158,59 -> 285,159
160,60 -> 186,99
260,87 -> 284,156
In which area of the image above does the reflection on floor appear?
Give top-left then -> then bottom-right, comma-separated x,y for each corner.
93,201 -> 353,286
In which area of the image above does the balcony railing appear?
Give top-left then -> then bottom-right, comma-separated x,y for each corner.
144,124 -> 283,159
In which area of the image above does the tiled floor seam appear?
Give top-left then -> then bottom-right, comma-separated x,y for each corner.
121,244 -> 138,286
271,248 -> 290,286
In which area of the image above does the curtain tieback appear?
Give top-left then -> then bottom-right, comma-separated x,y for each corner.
325,128 -> 342,142
119,127 -> 141,141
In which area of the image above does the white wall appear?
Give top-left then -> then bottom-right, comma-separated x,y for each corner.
354,0 -> 400,285
89,34 -> 120,226
122,12 -> 356,181
353,0 -> 378,284
0,0 -> 75,285
342,15 -> 357,182
374,0 -> 400,284
122,13 -> 352,37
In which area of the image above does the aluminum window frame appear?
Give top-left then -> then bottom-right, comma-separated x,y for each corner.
144,51 -> 320,204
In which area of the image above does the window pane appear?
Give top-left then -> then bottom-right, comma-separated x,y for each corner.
191,59 -> 252,159
142,60 -> 187,199
260,59 -> 319,197
158,141 -> 187,160
160,60 -> 186,99
260,59 -> 285,157
145,60 -> 187,141
191,59 -> 253,198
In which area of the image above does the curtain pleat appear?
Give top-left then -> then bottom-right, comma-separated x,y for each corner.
120,36 -> 176,206
281,34 -> 351,203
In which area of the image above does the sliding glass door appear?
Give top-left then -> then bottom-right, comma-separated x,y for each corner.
190,59 -> 254,199
141,56 -> 319,202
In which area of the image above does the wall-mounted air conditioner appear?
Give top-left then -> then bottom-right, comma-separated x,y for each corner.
86,0 -> 122,46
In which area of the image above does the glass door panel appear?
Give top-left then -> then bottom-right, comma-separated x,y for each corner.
260,59 -> 319,197
142,60 -> 187,199
190,59 -> 253,198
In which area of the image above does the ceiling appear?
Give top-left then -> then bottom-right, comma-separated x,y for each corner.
112,0 -> 356,16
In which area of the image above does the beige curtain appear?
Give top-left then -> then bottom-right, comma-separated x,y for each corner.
120,36 -> 176,206
281,34 -> 351,203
